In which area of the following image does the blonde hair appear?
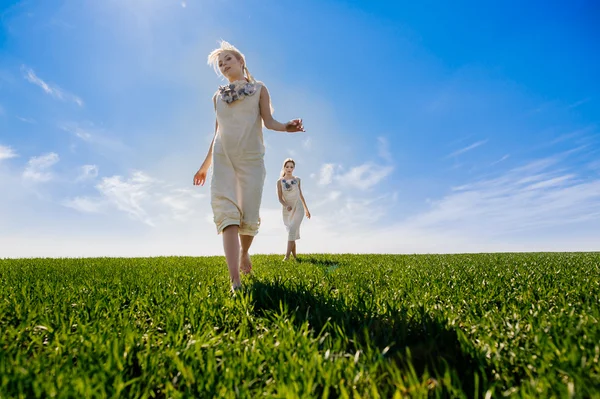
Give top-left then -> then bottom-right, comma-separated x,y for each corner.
281,158 -> 295,177
207,40 -> 255,83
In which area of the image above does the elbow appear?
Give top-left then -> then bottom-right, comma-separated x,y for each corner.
264,117 -> 277,131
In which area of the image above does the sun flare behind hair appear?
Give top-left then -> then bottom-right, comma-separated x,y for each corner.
207,40 -> 255,83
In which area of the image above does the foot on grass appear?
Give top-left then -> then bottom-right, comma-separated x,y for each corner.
231,283 -> 243,295
240,251 -> 252,275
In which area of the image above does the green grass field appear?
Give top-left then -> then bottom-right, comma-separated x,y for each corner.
1,253 -> 598,398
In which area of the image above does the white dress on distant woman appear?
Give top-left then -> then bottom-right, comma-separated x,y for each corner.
279,177 -> 304,241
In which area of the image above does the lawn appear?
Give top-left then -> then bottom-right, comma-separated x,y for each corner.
1,253 -> 598,398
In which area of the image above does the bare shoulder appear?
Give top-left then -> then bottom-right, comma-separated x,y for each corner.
257,81 -> 269,94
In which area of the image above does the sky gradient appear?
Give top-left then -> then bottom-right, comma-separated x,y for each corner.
1,0 -> 599,257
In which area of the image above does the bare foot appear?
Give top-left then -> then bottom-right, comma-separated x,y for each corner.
231,283 -> 243,296
240,251 -> 252,275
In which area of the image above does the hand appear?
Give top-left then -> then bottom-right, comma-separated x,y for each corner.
286,205 -> 292,211
305,210 -> 311,219
193,166 -> 209,186
285,118 -> 305,133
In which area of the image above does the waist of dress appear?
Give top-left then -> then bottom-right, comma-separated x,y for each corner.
214,135 -> 264,155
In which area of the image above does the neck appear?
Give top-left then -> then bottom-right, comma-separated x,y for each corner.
284,173 -> 293,179
226,73 -> 246,83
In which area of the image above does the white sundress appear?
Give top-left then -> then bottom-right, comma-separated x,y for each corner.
280,177 -> 304,241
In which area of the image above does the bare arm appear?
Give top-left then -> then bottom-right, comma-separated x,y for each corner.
259,85 -> 304,132
200,95 -> 219,169
193,95 -> 218,186
202,120 -> 217,167
298,179 -> 310,217
277,179 -> 288,207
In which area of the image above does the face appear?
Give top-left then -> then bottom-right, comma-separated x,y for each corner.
284,162 -> 295,174
218,51 -> 243,79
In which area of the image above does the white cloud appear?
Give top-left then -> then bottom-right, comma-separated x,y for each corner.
339,163 -> 394,190
302,137 -> 312,150
0,145 -> 18,161
318,163 -> 335,185
61,123 -> 92,140
22,66 -> 83,106
64,170 -> 207,226
447,139 -> 488,158
567,98 -> 591,109
76,164 -> 99,181
316,161 -> 393,191
63,196 -> 104,213
60,122 -> 126,151
377,136 -> 393,163
490,154 -> 510,166
23,153 -> 59,182
16,116 -> 36,124
407,155 -> 600,235
95,171 -> 157,225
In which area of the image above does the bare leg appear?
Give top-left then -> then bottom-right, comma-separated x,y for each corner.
291,241 -> 297,259
284,241 -> 293,261
239,234 -> 254,274
223,225 -> 241,288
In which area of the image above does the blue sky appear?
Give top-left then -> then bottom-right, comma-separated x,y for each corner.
1,0 -> 599,257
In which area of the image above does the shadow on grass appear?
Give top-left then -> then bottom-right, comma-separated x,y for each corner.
249,277 -> 491,397
295,256 -> 341,268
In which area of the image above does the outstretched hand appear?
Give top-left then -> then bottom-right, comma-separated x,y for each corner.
285,118 -> 305,133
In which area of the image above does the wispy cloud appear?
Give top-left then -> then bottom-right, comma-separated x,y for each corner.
76,164 -> 99,181
23,152 -> 59,182
64,171 -> 206,226
0,145 -> 18,161
567,97 -> 591,109
377,136 -> 393,163
339,163 -> 394,190
302,137 -> 312,150
317,161 -> 393,190
63,196 -> 104,214
549,126 -> 596,146
446,139 -> 488,158
16,116 -> 36,124
490,154 -> 510,166
407,154 -> 600,235
318,163 -> 335,185
60,122 -> 126,151
22,66 -> 83,107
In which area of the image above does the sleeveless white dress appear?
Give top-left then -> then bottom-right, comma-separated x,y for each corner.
210,79 -> 266,236
280,177 -> 304,241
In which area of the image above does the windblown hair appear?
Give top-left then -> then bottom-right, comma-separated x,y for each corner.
207,40 -> 255,82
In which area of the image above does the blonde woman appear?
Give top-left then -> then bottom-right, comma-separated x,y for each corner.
193,41 -> 305,292
277,158 -> 311,261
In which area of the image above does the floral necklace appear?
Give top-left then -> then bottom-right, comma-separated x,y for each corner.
282,177 -> 297,191
218,79 -> 257,104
